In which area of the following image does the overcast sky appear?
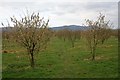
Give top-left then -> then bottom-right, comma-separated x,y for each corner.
0,0 -> 119,28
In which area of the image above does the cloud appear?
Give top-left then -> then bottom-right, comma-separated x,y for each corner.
85,2 -> 117,10
0,1 -> 118,28
0,0 -> 119,2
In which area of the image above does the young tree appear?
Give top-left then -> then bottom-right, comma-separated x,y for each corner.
10,12 -> 51,68
99,28 -> 112,44
112,29 -> 118,38
84,13 -> 112,60
2,27 -> 15,50
66,30 -> 81,47
56,29 -> 81,47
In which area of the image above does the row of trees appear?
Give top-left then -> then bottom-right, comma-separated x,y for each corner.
55,29 -> 81,47
54,14 -> 113,60
2,12 -> 117,68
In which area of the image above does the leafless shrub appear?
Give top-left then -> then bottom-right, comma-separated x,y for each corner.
8,12 -> 51,68
84,13 -> 112,60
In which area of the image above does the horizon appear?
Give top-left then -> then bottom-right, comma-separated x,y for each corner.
0,24 -> 118,30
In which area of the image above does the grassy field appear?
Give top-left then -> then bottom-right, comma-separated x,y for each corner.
2,36 -> 118,78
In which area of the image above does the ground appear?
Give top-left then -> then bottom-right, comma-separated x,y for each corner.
2,36 -> 118,78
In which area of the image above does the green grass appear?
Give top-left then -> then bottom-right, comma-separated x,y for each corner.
2,36 -> 118,78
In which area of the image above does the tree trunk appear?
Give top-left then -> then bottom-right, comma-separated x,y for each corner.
30,52 -> 35,68
63,38 -> 65,42
28,49 -> 35,68
72,41 -> 74,47
92,50 -> 95,60
101,39 -> 105,44
92,31 -> 96,61
92,45 -> 96,61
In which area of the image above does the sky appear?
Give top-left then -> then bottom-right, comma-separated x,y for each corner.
0,0 -> 119,28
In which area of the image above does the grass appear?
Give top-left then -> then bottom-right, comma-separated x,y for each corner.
2,36 -> 118,78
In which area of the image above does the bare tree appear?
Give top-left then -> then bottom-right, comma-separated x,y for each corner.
10,12 -> 51,68
84,13 -> 112,60
112,29 -> 118,38
56,29 -> 81,47
66,30 -> 81,47
100,28 -> 112,44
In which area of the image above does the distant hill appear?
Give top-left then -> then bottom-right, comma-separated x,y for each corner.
50,25 -> 89,31
0,27 -> 13,32
0,25 -> 89,32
